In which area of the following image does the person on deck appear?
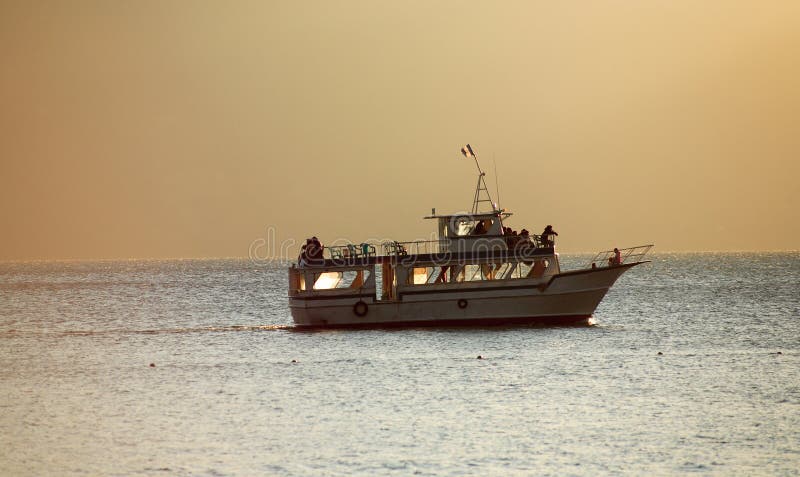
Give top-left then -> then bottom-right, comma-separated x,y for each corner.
541,225 -> 558,247
613,247 -> 622,265
310,237 -> 324,261
503,227 -> 513,247
517,229 -> 533,250
298,239 -> 312,266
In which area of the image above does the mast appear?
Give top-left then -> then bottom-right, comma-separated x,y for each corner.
461,144 -> 497,214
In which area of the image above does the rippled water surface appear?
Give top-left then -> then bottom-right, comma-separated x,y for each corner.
1,253 -> 798,475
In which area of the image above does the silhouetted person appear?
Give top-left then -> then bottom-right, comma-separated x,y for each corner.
308,236 -> 324,262
612,247 -> 621,265
298,239 -> 312,266
517,229 -> 533,250
541,225 -> 558,247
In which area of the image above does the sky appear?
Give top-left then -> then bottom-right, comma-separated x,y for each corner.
1,0 -> 798,260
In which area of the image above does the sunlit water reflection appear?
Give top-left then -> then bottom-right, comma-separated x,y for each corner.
1,254 -> 798,475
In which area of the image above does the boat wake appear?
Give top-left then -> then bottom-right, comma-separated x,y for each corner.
5,324 -> 294,337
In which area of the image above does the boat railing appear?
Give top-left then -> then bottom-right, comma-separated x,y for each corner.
586,244 -> 654,268
382,240 -> 443,257
327,243 -> 377,260
379,236 -> 552,257
324,234 -> 556,262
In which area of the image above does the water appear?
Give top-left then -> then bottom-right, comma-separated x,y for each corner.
1,253 -> 798,475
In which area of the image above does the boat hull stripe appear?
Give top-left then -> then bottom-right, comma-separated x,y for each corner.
292,314 -> 592,330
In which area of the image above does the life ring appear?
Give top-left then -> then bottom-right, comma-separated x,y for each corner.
353,300 -> 368,317
457,299 -> 468,309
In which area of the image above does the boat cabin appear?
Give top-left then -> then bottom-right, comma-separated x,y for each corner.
424,210 -> 512,253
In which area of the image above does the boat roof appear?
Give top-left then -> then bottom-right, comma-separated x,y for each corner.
424,209 -> 512,220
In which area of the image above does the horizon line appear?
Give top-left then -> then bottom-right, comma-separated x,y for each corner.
1,249 -> 799,264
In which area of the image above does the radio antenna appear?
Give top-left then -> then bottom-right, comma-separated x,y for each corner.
493,154 -> 500,209
460,144 -> 497,214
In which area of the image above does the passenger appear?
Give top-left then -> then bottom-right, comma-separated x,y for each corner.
473,220 -> 487,235
541,225 -> 558,247
613,247 -> 622,265
298,239 -> 312,266
317,238 -> 326,257
307,237 -> 324,263
517,229 -> 533,250
505,227 -> 524,248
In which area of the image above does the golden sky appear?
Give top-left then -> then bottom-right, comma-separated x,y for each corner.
1,0 -> 798,260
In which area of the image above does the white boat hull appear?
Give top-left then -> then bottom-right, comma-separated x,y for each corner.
290,263 -> 638,328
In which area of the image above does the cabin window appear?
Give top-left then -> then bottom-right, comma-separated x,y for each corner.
297,273 -> 306,291
313,272 -> 342,289
407,266 -> 451,285
517,262 -> 531,278
313,269 -> 372,290
409,262 -> 543,285
495,262 -> 513,279
470,218 -> 496,235
428,266 -> 450,284
439,218 -> 449,238
453,217 -> 473,236
412,267 -> 428,285
465,264 -> 483,281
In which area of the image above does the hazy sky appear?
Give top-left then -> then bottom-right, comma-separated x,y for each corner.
1,0 -> 798,260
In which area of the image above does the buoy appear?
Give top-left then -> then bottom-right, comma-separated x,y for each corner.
477,355 -> 483,359
657,352 -> 663,356
291,359 -> 297,363
777,351 -> 782,355
149,363 -> 156,367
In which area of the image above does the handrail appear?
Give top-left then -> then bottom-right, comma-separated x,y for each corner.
327,243 -> 377,260
586,244 -> 653,268
382,240 -> 442,256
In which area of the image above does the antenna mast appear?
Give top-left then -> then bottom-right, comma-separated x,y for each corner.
493,155 -> 500,210
461,144 -> 497,215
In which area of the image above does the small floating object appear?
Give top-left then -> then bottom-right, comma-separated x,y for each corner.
657,352 -> 663,355
291,359 -> 298,363
149,363 -> 156,367
476,355 -> 483,359
776,351 -> 782,355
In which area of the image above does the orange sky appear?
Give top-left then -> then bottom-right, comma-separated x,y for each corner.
1,1 -> 798,260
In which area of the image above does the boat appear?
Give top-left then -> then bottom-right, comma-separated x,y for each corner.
288,145 -> 652,328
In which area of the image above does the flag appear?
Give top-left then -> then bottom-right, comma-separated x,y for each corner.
460,144 -> 474,158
